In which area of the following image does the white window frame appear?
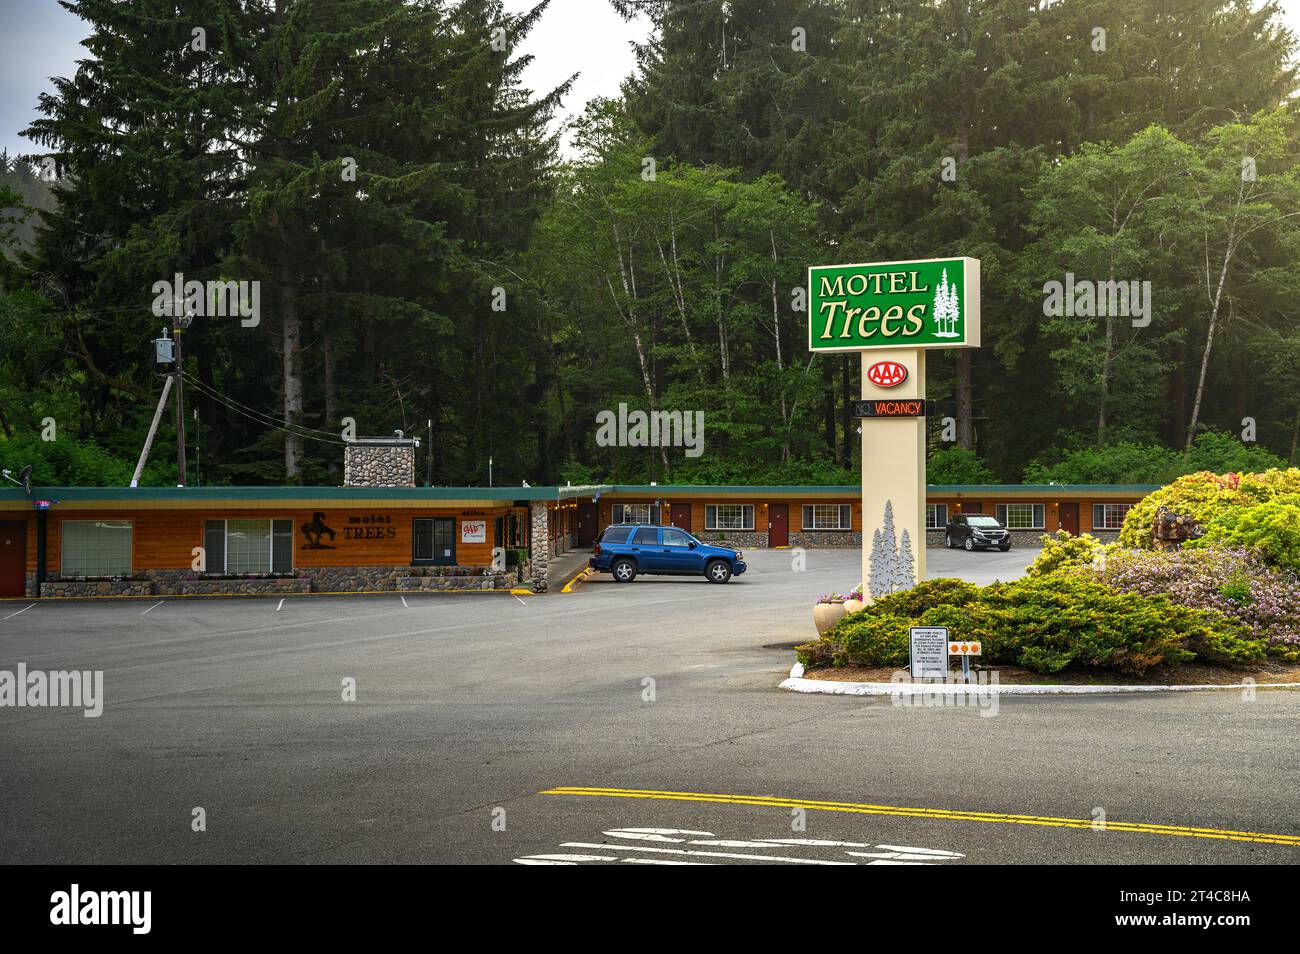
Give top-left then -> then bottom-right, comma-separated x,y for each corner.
205,518 -> 293,574
705,504 -> 754,531
925,503 -> 948,529
802,504 -> 852,531
613,503 -> 653,525
995,503 -> 1045,530
60,519 -> 133,577
1093,503 -> 1132,530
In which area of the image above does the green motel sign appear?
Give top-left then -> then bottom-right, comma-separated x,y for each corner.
807,256 -> 980,352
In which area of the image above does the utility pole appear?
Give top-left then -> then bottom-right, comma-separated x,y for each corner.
173,313 -> 191,485
426,418 -> 433,486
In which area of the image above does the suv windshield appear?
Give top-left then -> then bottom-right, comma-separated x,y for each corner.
967,516 -> 1001,528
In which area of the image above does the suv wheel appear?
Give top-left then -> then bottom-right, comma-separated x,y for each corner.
999,542 -> 1012,552
706,560 -> 732,584
944,533 -> 954,548
612,558 -> 637,583
963,536 -> 975,552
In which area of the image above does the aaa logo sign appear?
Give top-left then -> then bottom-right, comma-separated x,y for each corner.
807,257 -> 980,352
866,360 -> 907,388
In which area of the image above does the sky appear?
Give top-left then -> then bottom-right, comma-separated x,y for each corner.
2,0 -> 1300,160
0,0 -> 650,160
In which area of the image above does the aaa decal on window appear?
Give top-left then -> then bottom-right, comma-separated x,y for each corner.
866,361 -> 908,388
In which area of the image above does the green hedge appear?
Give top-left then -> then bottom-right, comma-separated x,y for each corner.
796,576 -> 1264,676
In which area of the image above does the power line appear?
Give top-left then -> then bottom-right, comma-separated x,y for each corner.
181,373 -> 348,445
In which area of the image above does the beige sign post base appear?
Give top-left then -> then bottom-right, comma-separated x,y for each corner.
860,349 -> 926,599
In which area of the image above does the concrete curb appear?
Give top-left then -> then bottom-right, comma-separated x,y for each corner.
560,567 -> 595,593
779,665 -> 1300,696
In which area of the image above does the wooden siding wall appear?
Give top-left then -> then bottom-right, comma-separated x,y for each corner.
599,497 -> 864,536
29,507 -> 508,573
931,497 -> 1138,532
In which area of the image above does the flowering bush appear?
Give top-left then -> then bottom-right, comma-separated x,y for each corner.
815,592 -> 851,604
1089,546 -> 1300,657
1120,468 -> 1300,549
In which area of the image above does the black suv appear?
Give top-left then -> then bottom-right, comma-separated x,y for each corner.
944,513 -> 1011,552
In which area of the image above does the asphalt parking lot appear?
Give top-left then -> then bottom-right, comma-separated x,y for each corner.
2,546 -> 1297,865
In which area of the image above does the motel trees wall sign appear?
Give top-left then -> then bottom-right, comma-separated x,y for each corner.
807,257 -> 981,598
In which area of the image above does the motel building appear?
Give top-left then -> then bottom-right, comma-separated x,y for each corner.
0,437 -> 1154,599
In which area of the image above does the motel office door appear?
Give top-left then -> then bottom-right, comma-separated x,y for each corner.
576,502 -> 599,547
0,520 -> 26,597
768,504 -> 788,548
1058,503 -> 1079,535
670,503 -> 691,533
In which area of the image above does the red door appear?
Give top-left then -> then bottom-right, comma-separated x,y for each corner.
0,520 -> 27,597
576,502 -> 599,547
768,504 -> 788,547
1058,503 -> 1079,535
670,503 -> 691,532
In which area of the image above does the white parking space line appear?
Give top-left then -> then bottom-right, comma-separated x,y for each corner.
513,595 -> 527,606
276,599 -> 285,612
2,603 -> 35,621
400,595 -> 408,608
140,600 -> 165,615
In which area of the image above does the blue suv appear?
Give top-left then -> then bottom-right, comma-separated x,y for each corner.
590,524 -> 747,584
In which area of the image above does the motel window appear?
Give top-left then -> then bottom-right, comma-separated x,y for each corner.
203,519 -> 293,574
1093,503 -> 1132,530
613,503 -> 653,525
802,504 -> 852,531
705,504 -> 754,531
925,504 -> 948,529
995,504 -> 1045,530
60,519 -> 133,577
413,518 -> 456,565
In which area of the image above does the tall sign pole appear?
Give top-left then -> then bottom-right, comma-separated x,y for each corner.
807,256 -> 980,600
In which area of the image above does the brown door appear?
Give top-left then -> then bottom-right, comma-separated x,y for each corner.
0,520 -> 26,597
670,503 -> 691,532
576,502 -> 599,547
1058,503 -> 1079,535
768,504 -> 789,547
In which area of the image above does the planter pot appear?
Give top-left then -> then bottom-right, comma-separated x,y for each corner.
844,598 -> 866,614
813,600 -> 848,635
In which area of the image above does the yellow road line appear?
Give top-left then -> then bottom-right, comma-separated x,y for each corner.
540,786 -> 1300,847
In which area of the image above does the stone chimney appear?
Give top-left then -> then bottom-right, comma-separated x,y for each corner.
343,436 -> 419,488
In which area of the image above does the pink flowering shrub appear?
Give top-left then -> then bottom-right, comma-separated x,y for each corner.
1092,546 -> 1300,657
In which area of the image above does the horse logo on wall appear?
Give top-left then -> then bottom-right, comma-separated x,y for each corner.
301,512 -> 337,549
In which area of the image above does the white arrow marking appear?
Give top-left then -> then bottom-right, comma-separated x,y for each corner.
562,842 -> 853,865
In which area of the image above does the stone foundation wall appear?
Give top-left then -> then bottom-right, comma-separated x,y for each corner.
41,578 -> 153,597
924,529 -> 1122,548
33,565 -> 517,597
396,573 -> 514,591
790,531 -> 861,548
696,530 -> 767,549
180,577 -> 311,596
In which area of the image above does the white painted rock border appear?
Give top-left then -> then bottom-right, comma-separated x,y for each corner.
780,664 -> 1300,696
